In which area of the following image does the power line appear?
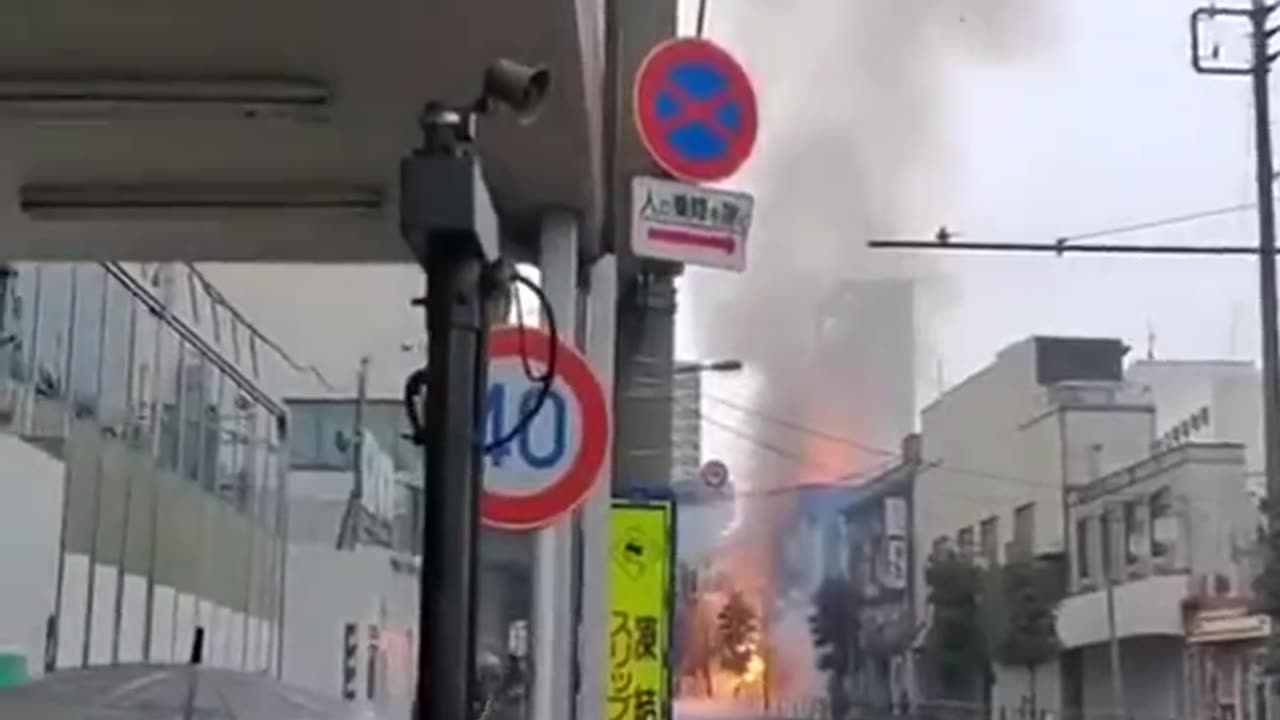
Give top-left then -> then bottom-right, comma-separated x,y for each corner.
698,412 -> 863,474
703,393 -> 898,459
702,392 -> 1058,495
870,201 -> 1258,254
1061,202 -> 1254,245
699,412 -> 1030,507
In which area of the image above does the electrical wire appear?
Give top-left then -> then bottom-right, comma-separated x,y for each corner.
484,272 -> 557,452
400,266 -> 558,453
868,201 -> 1259,250
698,411 -> 1047,507
701,392 -> 1060,495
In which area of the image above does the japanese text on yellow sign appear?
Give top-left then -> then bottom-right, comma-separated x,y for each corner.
607,501 -> 672,720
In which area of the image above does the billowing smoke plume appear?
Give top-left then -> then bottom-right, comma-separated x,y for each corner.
682,0 -> 1053,703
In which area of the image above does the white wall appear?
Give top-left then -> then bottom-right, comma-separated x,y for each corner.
282,543 -> 418,713
0,433 -> 62,677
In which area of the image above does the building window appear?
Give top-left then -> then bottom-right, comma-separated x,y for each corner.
979,516 -> 999,567
34,264 -> 73,401
957,526 -> 975,557
1124,500 -> 1145,565
1012,502 -> 1035,561
1076,517 -> 1091,581
1100,509 -> 1111,576
1150,487 -> 1174,558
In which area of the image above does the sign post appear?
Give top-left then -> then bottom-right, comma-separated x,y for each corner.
480,325 -> 611,529
633,37 -> 758,184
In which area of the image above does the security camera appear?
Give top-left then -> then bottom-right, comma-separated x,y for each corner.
475,58 -> 551,123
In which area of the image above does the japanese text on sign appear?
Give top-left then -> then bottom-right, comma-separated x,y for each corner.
606,502 -> 673,720
637,185 -> 751,236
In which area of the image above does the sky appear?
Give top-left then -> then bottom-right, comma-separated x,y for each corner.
201,0 -> 1270,473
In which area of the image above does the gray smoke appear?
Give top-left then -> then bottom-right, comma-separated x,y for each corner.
687,0 -> 1055,481
682,0 -> 1054,702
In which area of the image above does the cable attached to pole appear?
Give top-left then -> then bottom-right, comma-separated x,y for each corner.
402,265 -> 560,453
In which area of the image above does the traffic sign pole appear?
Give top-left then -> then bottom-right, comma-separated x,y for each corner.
530,211 -> 579,720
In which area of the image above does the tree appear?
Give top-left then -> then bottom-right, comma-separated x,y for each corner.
923,549 -> 989,701
987,559 -> 1064,717
1253,497 -> 1280,675
717,590 -> 758,676
808,577 -> 861,720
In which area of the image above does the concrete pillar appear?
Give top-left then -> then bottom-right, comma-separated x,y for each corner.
531,210 -> 579,720
577,254 -> 617,720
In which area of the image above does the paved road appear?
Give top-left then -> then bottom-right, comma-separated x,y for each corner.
0,664 -> 384,719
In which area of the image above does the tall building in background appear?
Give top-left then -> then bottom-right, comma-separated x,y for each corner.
671,361 -> 702,486
813,277 -> 917,453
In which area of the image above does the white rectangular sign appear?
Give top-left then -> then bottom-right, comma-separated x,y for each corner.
630,176 -> 753,272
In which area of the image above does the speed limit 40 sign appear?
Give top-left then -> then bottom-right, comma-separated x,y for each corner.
480,326 -> 610,530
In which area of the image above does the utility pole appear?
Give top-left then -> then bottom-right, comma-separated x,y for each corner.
352,354 -> 369,542
398,58 -> 550,720
336,354 -> 369,550
1191,0 -> 1280,510
1102,503 -> 1127,720
1191,1 -> 1280,675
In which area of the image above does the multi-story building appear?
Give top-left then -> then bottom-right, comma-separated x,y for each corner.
1059,442 -> 1263,720
671,361 -> 702,486
1128,359 -> 1263,493
913,336 -> 1156,707
280,394 -> 423,708
841,434 -> 921,711
0,262 -> 291,680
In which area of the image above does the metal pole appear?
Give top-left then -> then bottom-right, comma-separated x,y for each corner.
531,211 -> 579,720
352,354 -> 369,544
1102,504 -> 1127,720
577,254 -> 617,720
414,251 -> 488,720
1249,0 -> 1280,521
695,0 -> 709,37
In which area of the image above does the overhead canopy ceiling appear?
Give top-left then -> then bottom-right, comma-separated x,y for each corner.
0,0 -> 604,262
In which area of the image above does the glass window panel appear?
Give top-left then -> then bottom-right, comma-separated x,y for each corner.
230,316 -> 244,367
156,333 -> 184,472
0,263 -> 37,384
186,267 -> 203,327
33,264 -> 74,401
97,273 -> 135,436
129,303 -> 159,450
68,265 -> 107,420
287,403 -> 323,468
320,402 -> 356,469
180,346 -> 212,486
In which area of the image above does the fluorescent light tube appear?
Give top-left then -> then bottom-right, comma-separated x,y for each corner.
20,183 -> 383,220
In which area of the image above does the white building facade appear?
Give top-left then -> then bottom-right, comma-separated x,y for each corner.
914,336 -> 1156,709
1059,442 -> 1263,720
0,262 -> 293,683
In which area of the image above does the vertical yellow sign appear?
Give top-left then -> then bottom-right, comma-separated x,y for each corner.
607,500 -> 673,720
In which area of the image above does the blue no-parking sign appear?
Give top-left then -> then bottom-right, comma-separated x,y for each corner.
633,37 -> 758,183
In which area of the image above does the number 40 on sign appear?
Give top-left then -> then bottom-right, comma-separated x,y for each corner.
479,326 -> 610,531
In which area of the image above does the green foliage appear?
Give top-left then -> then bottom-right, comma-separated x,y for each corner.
809,576 -> 860,675
1253,499 -> 1280,674
923,549 -> 989,698
717,590 -> 758,676
987,559 -> 1064,670
809,577 -> 861,720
